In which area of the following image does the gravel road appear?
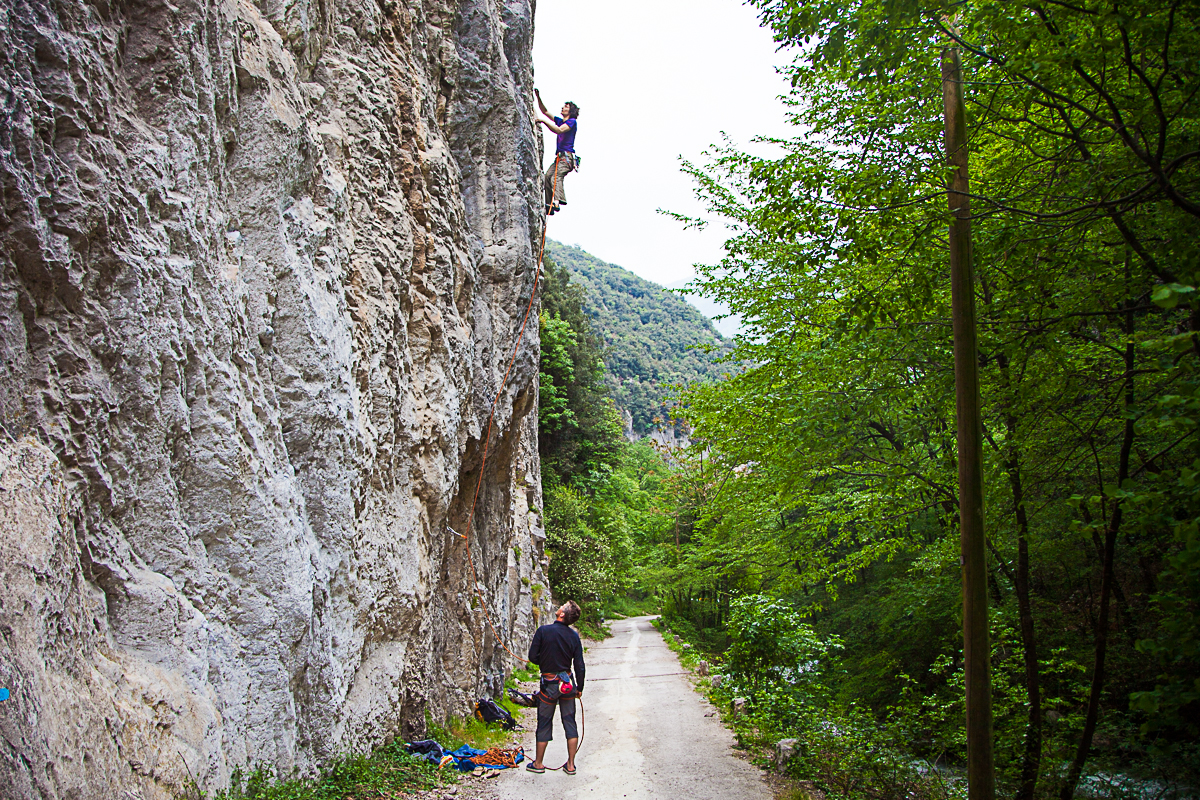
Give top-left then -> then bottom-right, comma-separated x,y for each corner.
477,615 -> 773,800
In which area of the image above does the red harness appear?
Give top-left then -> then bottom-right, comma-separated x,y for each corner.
537,671 -> 577,703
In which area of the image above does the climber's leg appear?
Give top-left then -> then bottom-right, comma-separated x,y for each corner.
544,153 -> 574,211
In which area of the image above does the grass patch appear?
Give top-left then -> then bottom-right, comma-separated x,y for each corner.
179,739 -> 444,800
653,616 -> 709,672
511,662 -> 540,683
575,616 -> 610,641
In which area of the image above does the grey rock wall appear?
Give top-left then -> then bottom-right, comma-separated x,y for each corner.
0,0 -> 550,796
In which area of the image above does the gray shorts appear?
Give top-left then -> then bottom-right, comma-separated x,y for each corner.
535,682 -> 578,742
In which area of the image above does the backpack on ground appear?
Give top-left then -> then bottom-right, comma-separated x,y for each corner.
474,697 -> 518,730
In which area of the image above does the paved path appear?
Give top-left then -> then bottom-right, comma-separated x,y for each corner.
482,615 -> 772,800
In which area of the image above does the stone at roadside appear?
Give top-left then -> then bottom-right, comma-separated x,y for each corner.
797,779 -> 828,799
774,738 -> 799,773
683,643 -> 693,650
732,697 -> 748,717
697,660 -> 709,676
711,674 -> 724,689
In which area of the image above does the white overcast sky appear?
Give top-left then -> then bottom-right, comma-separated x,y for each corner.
530,0 -> 795,290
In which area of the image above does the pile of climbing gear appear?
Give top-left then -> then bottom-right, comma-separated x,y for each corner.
404,739 -> 525,771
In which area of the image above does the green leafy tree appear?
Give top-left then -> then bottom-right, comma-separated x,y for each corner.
726,595 -> 839,693
538,311 -> 577,435
650,0 -> 1200,795
544,484 -> 614,606
538,256 -> 624,482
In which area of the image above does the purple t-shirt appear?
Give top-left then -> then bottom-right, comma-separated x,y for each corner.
555,116 -> 577,153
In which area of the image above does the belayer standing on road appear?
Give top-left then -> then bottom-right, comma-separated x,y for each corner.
525,600 -> 586,775
535,89 -> 578,216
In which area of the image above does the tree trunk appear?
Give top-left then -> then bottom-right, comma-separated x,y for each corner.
1059,297 -> 1136,799
1005,414 -> 1042,800
943,44 -> 995,800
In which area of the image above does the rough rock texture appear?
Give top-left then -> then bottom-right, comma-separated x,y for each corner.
0,0 -> 550,796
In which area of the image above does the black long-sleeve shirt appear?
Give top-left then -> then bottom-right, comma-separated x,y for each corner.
527,620 -> 586,690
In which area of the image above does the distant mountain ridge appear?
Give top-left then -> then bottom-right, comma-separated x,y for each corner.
665,277 -> 743,339
544,240 -> 732,436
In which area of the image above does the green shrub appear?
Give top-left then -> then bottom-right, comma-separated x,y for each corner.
721,594 -> 841,718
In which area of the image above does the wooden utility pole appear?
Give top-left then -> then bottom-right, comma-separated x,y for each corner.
941,44 -> 996,800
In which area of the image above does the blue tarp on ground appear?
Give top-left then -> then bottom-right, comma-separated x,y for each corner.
448,744 -> 487,771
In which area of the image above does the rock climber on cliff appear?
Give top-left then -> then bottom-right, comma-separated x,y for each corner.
535,89 -> 578,216
525,600 -> 585,775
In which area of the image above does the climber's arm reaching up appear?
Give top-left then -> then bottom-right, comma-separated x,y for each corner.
534,89 -> 570,133
535,88 -> 551,120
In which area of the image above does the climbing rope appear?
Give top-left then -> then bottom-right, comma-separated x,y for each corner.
452,153 -> 588,758
465,746 -> 525,769
456,154 -> 562,664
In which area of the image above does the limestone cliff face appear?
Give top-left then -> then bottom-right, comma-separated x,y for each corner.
0,0 -> 550,796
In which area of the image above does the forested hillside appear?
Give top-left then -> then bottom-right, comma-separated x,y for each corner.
545,240 -> 730,435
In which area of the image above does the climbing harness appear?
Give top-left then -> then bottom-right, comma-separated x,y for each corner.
535,671 -> 575,702
455,154 -> 563,664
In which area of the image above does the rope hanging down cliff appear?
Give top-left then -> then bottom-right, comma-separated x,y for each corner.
453,151 -> 563,665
